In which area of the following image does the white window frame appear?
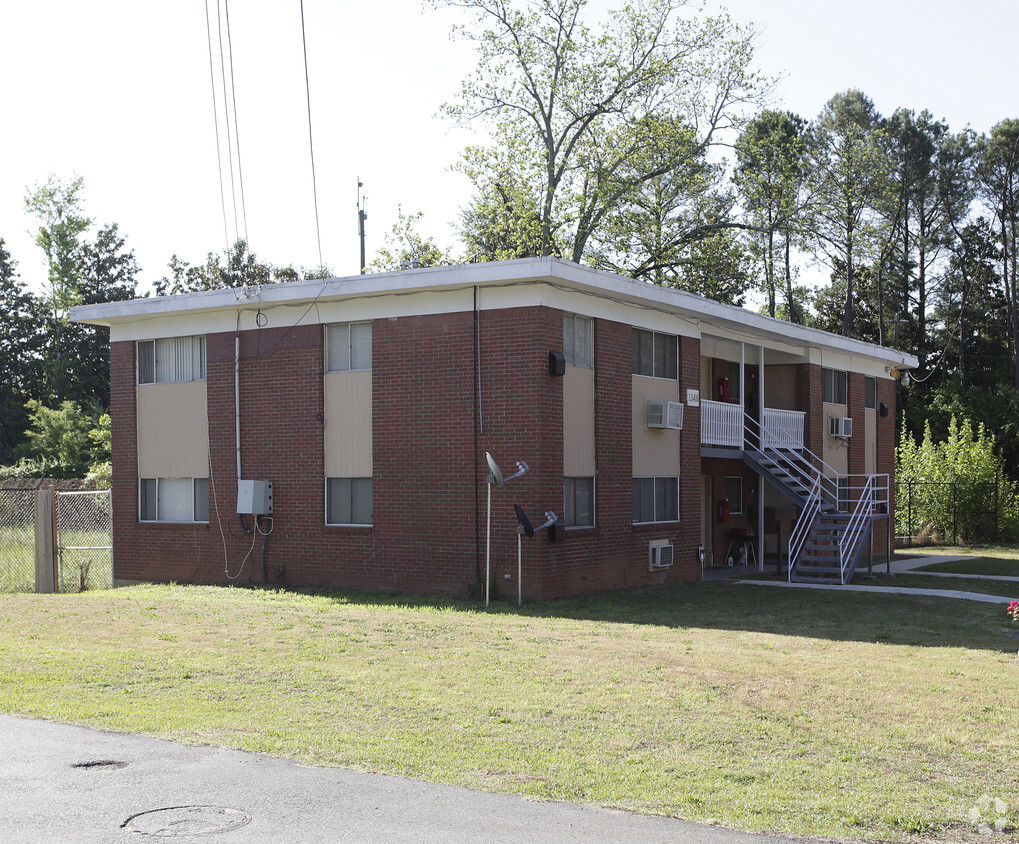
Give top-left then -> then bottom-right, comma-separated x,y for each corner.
632,329 -> 678,380
632,476 -> 680,524
563,476 -> 595,528
139,477 -> 209,523
325,477 -> 373,526
326,322 -> 372,373
822,368 -> 848,405
137,336 -> 206,385
563,314 -> 594,368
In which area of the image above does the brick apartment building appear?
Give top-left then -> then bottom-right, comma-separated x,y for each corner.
71,258 -> 918,600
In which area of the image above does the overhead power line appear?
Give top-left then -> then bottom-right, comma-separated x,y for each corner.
300,0 -> 324,270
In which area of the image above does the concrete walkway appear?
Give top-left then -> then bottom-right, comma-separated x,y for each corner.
737,554 -> 1019,605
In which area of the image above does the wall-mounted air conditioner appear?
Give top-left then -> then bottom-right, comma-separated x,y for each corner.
649,542 -> 674,570
828,416 -> 853,438
647,401 -> 684,430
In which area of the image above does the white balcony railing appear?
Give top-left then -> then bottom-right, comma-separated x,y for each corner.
700,404 -> 806,449
761,408 -> 805,449
700,400 -> 743,447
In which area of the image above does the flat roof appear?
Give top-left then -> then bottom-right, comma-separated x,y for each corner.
70,256 -> 918,370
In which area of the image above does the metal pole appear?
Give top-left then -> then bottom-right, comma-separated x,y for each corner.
907,481 -> 912,547
49,485 -> 60,594
485,482 -> 491,608
518,530 -> 522,607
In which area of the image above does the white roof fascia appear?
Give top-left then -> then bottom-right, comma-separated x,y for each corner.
70,256 -> 918,370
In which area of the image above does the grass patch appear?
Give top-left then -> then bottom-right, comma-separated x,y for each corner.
913,557 -> 1019,577
876,573 -> 1019,599
1,582 -> 1018,841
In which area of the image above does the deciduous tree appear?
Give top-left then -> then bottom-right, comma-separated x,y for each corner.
440,0 -> 764,265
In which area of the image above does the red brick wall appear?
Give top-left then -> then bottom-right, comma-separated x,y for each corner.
797,363 -> 823,458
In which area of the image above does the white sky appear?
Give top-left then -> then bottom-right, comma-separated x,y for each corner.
1,0 -> 1016,295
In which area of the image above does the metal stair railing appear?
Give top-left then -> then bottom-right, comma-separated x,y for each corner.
788,476 -> 822,582
743,412 -> 840,505
839,475 -> 874,584
837,473 -> 889,584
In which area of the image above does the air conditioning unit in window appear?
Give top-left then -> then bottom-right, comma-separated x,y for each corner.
649,542 -> 674,570
647,401 -> 684,430
828,416 -> 853,438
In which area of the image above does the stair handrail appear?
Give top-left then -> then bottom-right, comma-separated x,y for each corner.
839,474 -> 876,584
743,412 -> 840,503
788,475 -> 822,582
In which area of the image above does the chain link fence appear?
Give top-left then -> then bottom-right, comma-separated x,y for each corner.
56,490 -> 113,592
0,488 -> 112,593
895,479 -> 1001,547
0,488 -> 37,592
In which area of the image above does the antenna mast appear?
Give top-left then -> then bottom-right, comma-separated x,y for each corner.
357,179 -> 367,274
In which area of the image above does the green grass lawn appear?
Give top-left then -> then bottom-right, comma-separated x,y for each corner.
912,556 -> 1019,577
1,582 -> 1017,842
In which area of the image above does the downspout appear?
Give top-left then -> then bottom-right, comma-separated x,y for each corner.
235,311 -> 242,482
473,286 -> 481,581
235,312 -> 252,538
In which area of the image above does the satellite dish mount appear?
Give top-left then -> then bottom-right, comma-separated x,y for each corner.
484,452 -> 529,607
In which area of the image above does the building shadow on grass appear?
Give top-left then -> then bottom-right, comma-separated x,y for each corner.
307,580 -> 1017,654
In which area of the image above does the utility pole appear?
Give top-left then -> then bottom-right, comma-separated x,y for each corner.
357,178 -> 367,274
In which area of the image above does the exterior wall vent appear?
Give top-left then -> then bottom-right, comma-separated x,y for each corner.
828,416 -> 853,438
647,401 -> 684,430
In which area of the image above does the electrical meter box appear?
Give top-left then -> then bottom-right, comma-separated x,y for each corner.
237,479 -> 273,515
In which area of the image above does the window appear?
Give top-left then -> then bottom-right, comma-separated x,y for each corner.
563,477 -> 594,527
326,322 -> 372,372
139,478 -> 209,522
632,329 -> 678,379
563,314 -> 593,368
724,476 -> 744,515
864,376 -> 877,409
632,477 -> 679,523
138,336 -> 206,384
822,368 -> 848,404
326,478 -> 372,525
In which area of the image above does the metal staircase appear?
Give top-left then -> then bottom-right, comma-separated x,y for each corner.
742,414 -> 886,585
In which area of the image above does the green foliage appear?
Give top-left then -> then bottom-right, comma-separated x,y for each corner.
0,238 -> 47,463
896,414 -> 1019,542
734,110 -> 809,318
368,208 -> 451,272
14,400 -> 104,479
803,90 -> 892,337
156,239 -> 300,295
441,0 -> 765,269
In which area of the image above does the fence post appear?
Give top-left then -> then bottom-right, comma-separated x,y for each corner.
907,480 -> 912,547
995,473 -> 1000,542
33,488 -> 56,594
952,480 -> 957,546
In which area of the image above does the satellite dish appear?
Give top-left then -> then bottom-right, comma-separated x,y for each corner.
514,504 -> 535,538
485,452 -> 504,488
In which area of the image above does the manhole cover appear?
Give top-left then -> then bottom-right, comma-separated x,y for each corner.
122,806 -> 251,837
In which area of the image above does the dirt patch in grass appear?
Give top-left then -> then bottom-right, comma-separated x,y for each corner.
0,582 -> 1017,842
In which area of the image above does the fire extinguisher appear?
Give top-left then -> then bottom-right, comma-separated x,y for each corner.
717,498 -> 730,523
717,376 -> 730,401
